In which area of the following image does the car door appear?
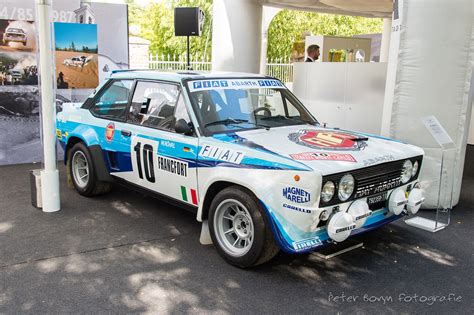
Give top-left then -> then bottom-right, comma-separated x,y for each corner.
87,79 -> 134,173
116,80 -> 200,206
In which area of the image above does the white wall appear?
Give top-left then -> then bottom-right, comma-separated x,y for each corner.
293,62 -> 388,135
384,0 -> 474,208
129,36 -> 150,69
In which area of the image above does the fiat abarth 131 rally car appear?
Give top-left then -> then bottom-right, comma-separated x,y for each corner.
56,70 -> 425,267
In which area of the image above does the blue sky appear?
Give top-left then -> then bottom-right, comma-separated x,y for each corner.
54,23 -> 98,51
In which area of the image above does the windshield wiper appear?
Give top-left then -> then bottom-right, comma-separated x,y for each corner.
260,115 -> 315,125
260,115 -> 289,121
204,118 -> 249,127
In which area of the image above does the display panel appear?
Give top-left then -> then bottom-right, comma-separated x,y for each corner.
0,0 -> 129,165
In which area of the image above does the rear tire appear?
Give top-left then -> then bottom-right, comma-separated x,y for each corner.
68,142 -> 111,197
209,186 -> 279,268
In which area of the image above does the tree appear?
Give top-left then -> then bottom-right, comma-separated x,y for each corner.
126,1 -> 383,61
267,10 -> 384,60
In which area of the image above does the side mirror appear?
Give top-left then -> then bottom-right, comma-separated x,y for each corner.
175,119 -> 193,135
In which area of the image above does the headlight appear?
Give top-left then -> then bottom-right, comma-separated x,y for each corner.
401,160 -> 413,183
338,174 -> 355,201
412,160 -> 419,177
321,181 -> 335,203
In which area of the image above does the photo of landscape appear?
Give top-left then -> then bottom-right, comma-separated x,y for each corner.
54,22 -> 98,89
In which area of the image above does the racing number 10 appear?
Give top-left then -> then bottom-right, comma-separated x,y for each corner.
134,141 -> 155,183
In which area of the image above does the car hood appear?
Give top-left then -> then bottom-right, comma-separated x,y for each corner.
215,125 -> 424,175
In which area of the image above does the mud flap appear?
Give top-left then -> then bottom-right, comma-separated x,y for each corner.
199,220 -> 213,245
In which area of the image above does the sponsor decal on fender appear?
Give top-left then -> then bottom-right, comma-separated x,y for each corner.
283,203 -> 312,214
157,156 -> 188,177
199,145 -> 244,164
160,140 -> 175,149
288,129 -> 367,151
283,187 -> 311,203
292,237 -> 322,252
56,129 -> 62,140
105,122 -> 115,143
290,152 -> 356,162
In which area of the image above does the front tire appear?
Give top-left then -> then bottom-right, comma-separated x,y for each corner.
209,186 -> 279,268
68,142 -> 111,197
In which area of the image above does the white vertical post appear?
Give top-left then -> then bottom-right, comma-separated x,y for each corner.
259,6 -> 281,75
212,0 -> 263,73
36,0 -> 60,213
379,18 -> 392,62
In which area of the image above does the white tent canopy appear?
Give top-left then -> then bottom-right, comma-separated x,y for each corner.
258,0 -> 393,18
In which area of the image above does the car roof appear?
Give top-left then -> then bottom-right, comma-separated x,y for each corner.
109,70 -> 271,83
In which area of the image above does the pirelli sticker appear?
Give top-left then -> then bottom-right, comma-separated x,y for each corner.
157,156 -> 188,177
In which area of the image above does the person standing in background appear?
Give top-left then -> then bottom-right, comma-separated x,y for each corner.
5,73 -> 12,85
305,45 -> 320,62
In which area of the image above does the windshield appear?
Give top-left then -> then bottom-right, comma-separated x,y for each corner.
187,78 -> 318,135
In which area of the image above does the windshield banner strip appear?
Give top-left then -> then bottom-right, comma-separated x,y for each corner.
188,79 -> 285,92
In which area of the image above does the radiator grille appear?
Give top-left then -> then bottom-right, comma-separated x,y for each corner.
320,156 -> 422,207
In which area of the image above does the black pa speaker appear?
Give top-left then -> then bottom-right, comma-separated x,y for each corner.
174,7 -> 204,37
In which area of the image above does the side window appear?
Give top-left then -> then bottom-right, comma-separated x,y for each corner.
128,81 -> 179,130
174,93 -> 191,123
90,80 -> 133,120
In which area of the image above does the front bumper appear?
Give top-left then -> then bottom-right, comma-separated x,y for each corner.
262,183 -> 424,254
264,204 -> 402,254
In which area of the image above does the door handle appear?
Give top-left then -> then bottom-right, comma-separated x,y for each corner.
121,130 -> 132,137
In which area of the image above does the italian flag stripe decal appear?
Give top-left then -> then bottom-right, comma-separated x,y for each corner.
181,186 -> 198,205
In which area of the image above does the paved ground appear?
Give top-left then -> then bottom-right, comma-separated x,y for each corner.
0,162 -> 472,314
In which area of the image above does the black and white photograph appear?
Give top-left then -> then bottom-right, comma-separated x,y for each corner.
0,52 -> 37,86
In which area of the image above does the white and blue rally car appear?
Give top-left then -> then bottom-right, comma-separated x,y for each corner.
56,70 -> 425,267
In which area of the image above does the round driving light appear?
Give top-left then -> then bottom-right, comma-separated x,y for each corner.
338,174 -> 355,201
412,161 -> 419,178
319,209 -> 330,221
388,188 -> 407,215
407,188 -> 424,214
321,181 -> 335,203
348,200 -> 372,229
401,160 -> 413,184
327,212 -> 356,242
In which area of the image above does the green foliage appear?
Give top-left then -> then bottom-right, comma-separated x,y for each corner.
126,1 -> 383,61
126,0 -> 213,59
267,10 -> 383,60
